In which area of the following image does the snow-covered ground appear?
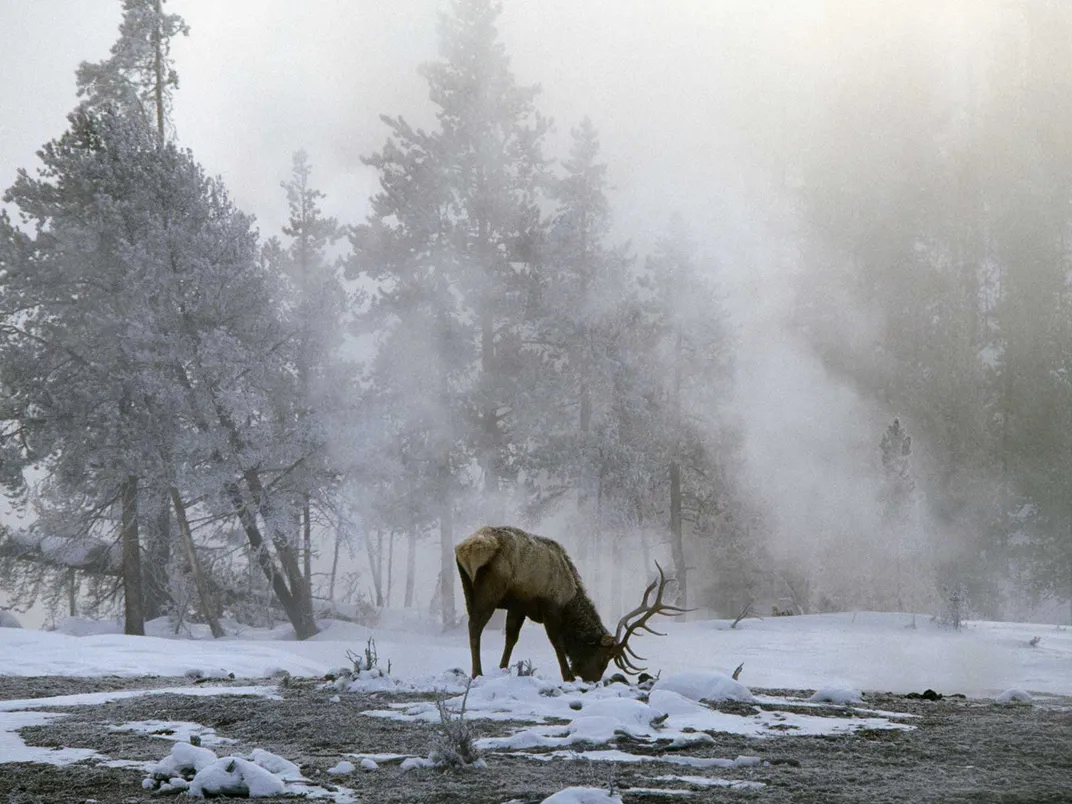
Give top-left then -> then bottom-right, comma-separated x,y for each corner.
0,610 -> 1068,802
1,610 -> 1066,695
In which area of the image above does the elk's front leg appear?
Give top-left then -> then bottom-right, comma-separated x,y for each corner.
499,609 -> 526,669
543,618 -> 575,681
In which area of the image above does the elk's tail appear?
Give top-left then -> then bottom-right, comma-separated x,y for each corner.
455,527 -> 500,581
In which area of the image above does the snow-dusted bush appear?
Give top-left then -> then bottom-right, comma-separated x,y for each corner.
429,679 -> 485,770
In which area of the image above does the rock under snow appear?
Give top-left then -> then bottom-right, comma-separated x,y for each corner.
188,756 -> 286,798
144,741 -> 218,783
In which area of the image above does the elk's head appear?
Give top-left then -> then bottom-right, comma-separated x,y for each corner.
572,563 -> 689,683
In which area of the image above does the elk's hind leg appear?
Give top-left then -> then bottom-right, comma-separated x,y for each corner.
458,561 -> 504,678
499,609 -> 525,669
467,607 -> 496,678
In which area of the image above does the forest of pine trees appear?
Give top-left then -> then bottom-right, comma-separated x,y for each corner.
2,0 -> 1072,636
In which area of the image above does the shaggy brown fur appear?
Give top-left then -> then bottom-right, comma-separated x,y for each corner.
455,526 -> 616,682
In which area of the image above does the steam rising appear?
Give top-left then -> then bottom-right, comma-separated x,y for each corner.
2,0 -> 1070,626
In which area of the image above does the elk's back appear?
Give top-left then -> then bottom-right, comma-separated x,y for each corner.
456,526 -> 579,608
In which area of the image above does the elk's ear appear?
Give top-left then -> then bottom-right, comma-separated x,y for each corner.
600,635 -> 615,647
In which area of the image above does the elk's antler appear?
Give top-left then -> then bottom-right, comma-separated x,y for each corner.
612,562 -> 691,674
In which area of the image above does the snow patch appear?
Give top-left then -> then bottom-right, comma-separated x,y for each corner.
144,744 -> 353,801
540,787 -> 623,804
808,687 -> 863,705
995,688 -> 1033,703
652,671 -> 754,703
109,719 -> 235,748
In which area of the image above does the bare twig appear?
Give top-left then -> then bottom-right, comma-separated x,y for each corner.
731,600 -> 753,629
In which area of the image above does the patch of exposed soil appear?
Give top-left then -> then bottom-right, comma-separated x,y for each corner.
1,677 -> 1069,804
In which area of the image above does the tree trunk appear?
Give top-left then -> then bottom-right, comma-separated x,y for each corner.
241,468 -> 317,636
67,568 -> 77,617
610,531 -> 623,617
226,481 -> 318,640
668,321 -> 688,613
405,528 -> 417,608
151,0 -> 165,145
480,308 -> 503,523
302,493 -> 312,594
142,493 -> 172,621
329,524 -> 342,603
121,475 -> 145,636
439,493 -> 455,626
170,488 -> 225,639
386,530 -> 395,607
669,460 -> 687,611
365,529 -> 384,606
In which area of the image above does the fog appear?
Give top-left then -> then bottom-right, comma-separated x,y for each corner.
2,1 -> 1070,629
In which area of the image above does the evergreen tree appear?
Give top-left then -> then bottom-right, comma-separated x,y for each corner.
640,217 -> 732,610
879,418 -> 914,519
266,151 -> 345,598
421,0 -> 549,515
523,119 -> 633,559
1,52 -> 323,640
348,0 -> 548,622
75,0 -> 188,144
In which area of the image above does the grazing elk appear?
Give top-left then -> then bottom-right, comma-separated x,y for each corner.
455,526 -> 687,682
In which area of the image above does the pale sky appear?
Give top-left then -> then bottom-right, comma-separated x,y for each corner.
0,0 -> 809,263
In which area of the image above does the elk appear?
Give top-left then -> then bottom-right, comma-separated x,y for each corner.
455,526 -> 687,683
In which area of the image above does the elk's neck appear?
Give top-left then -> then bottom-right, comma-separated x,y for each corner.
560,590 -> 609,656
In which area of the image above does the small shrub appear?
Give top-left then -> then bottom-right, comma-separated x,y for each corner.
347,637 -> 391,675
513,659 -> 536,677
429,678 -> 484,770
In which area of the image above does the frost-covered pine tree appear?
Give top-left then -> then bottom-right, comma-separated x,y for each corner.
420,0 -> 549,513
264,151 -> 346,597
639,216 -> 733,611
525,119 -> 635,567
0,109 -> 185,634
0,5 -> 322,639
75,0 -> 188,145
349,0 -> 549,623
879,418 -> 914,520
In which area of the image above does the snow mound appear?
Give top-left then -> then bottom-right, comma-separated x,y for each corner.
144,741 -> 218,787
541,787 -> 623,804
53,616 -> 124,637
345,668 -> 398,693
189,756 -> 286,797
808,687 -> 863,705
995,688 -> 1033,703
652,671 -> 753,703
184,667 -> 235,681
143,744 -> 332,798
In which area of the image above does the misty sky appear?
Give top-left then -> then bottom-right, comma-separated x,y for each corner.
0,0 -> 799,265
